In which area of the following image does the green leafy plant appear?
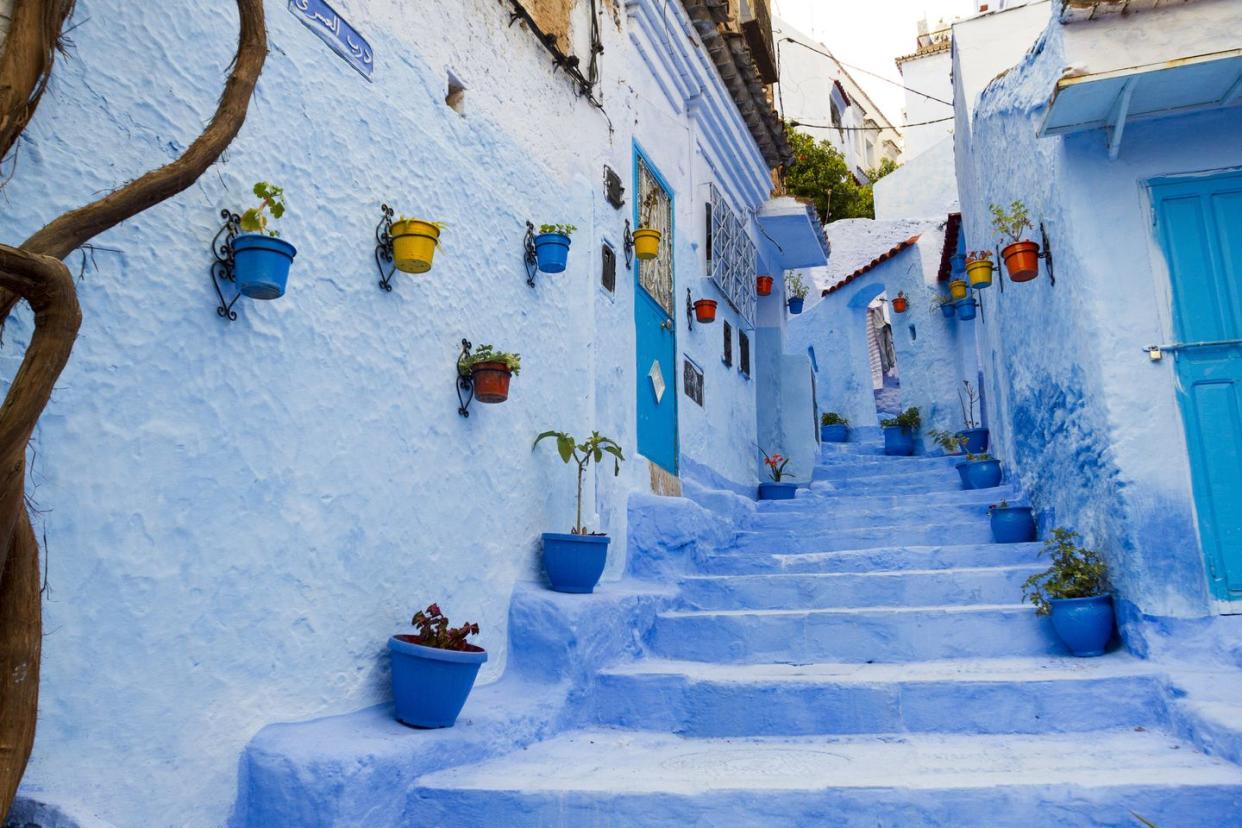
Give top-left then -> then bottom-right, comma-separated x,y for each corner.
821,412 -> 848,426
396,215 -> 447,230
787,272 -> 809,300
929,429 -> 967,454
784,128 -> 898,221
960,380 -> 980,430
1022,528 -> 1109,615
240,181 -> 286,237
759,449 -> 793,482
407,603 -> 481,652
964,451 -> 994,462
966,250 -> 992,264
534,431 -> 625,535
459,343 -> 521,376
539,223 -> 577,236
990,200 -> 1033,245
880,406 -> 921,431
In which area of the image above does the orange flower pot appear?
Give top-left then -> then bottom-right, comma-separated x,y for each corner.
1002,241 -> 1041,282
469,362 -> 513,404
693,299 -> 718,323
756,275 -> 773,296
892,292 -> 908,314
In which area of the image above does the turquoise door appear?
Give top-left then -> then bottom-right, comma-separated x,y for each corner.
1152,172 -> 1242,607
634,149 -> 678,473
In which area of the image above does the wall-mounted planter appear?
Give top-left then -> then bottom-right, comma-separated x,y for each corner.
233,234 -> 297,300
633,228 -> 661,260
960,458 -> 1002,489
756,275 -> 774,296
891,292 -> 908,314
883,426 -> 915,456
390,218 -> 441,274
948,279 -> 969,301
940,302 -> 956,319
533,232 -> 571,273
388,636 -> 487,728
787,297 -> 805,315
955,298 -> 977,321
470,362 -> 513,403
1002,241 -> 1041,282
821,424 -> 848,443
1049,594 -> 1114,657
966,259 -> 993,289
990,505 -> 1036,544
693,299 -> 718,323
950,252 -> 967,274
542,533 -> 609,594
758,482 -> 797,500
457,340 -> 521,416
957,428 -> 989,454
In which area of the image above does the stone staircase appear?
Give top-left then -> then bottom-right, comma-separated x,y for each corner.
238,436 -> 1242,826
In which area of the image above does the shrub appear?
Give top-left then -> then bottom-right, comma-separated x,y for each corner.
821,412 -> 849,426
1022,529 -> 1109,615
880,406 -> 921,431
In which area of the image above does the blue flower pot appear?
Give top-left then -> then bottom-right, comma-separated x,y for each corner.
542,532 -> 609,594
821,424 -> 848,443
233,234 -> 296,299
883,426 -> 915,456
787,297 -> 805,315
955,462 -> 970,487
388,636 -> 487,728
958,428 -> 990,454
533,232 -> 571,273
950,252 -> 967,274
962,458 -> 1003,489
758,482 -> 797,500
1049,594 -> 1114,657
990,506 -> 1036,543
955,298 -> 977,321
940,303 -> 956,319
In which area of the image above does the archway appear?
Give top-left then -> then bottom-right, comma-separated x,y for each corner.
847,283 -> 901,422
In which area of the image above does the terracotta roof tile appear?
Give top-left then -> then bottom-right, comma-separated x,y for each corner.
822,235 -> 921,296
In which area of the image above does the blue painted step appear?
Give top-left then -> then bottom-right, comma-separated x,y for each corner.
729,521 -> 995,554
761,486 -> 1017,511
696,542 -> 1044,575
745,500 -> 993,532
591,655 -> 1163,736
812,455 -> 964,480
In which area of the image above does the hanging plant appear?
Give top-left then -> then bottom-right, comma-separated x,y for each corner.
991,201 -> 1040,282
787,272 -> 808,314
391,215 -> 445,274
891,291 -> 908,314
459,343 -> 521,404
966,250 -> 993,289
633,190 -> 662,260
533,223 -> 576,273
235,181 -> 297,300
756,274 -> 774,296
693,298 -> 717,323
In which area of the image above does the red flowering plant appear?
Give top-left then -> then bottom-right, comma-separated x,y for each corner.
399,603 -> 483,653
759,448 -> 793,483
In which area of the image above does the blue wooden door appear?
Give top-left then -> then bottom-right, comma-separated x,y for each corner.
1152,172 -> 1242,607
634,150 -> 678,473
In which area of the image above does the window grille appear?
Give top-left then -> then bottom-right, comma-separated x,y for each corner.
637,157 -> 674,315
709,184 -> 756,326
683,358 -> 704,406
739,330 -> 751,377
601,243 -> 616,293
723,320 -> 733,367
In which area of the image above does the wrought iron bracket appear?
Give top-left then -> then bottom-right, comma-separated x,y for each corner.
457,338 -> 475,417
686,288 -> 694,332
1039,221 -> 1055,285
524,221 -> 538,288
623,219 -> 635,268
210,209 -> 243,321
375,204 -> 397,292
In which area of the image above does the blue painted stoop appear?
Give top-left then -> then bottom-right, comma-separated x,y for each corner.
233,438 -> 1242,826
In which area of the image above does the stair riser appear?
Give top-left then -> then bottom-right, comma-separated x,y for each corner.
679,568 -> 1038,610
746,503 -> 990,532
697,543 -> 1044,576
761,487 -> 1016,511
812,457 -> 963,481
731,523 -> 994,555
649,608 -> 1060,662
810,476 -> 973,496
408,785 -> 1242,827
589,674 -> 1165,736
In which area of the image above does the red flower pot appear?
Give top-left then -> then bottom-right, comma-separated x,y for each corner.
1002,241 -> 1041,282
891,292 -> 908,314
756,275 -> 773,296
469,362 -> 513,403
693,299 -> 718,323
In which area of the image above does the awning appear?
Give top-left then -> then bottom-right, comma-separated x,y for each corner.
1040,49 -> 1242,158
757,197 -> 830,269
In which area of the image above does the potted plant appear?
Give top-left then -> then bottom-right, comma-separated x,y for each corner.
756,274 -> 774,296
955,298 -> 977,321
891,291 -> 908,314
948,278 -> 969,301
820,412 -> 849,443
533,223 -> 576,273
693,298 -> 718,323
989,500 -> 1036,544
388,603 -> 486,728
758,449 -> 796,500
390,215 -> 445,274
880,406 -> 920,456
956,381 -> 989,453
950,251 -> 967,274
1022,529 -> 1113,657
966,250 -> 993,289
633,190 -> 662,260
786,272 -> 808,314
459,343 -> 521,404
991,200 -> 1040,282
958,450 -> 1002,489
534,430 -> 625,594
931,291 -> 956,319
234,181 -> 296,299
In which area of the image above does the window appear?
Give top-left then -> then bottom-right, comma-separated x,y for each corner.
739,330 -> 751,377
637,156 -> 674,314
683,358 -> 704,406
601,243 -> 616,293
704,202 -> 713,272
722,320 -> 733,367
830,99 -> 842,131
709,184 -> 756,326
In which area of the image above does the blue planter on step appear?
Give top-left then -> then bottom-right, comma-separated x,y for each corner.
958,428 -> 990,454
233,234 -> 296,299
758,482 -> 797,500
961,458 -> 1002,489
955,298 -> 977,321
787,297 -> 804,315
955,461 -> 970,487
883,426 -> 915,456
990,505 -> 1036,543
388,636 -> 487,728
821,424 -> 848,443
542,533 -> 609,594
533,232 -> 571,273
1049,594 -> 1114,657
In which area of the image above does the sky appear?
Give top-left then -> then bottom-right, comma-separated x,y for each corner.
771,0 -> 979,124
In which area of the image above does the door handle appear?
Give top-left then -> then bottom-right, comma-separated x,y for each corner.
661,319 -> 673,331
1144,339 -> 1242,361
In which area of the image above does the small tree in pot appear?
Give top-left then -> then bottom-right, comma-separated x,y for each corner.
534,430 -> 625,593
786,272 -> 809,314
388,604 -> 486,728
957,381 -> 989,453
991,200 -> 1040,282
880,406 -> 921,456
1023,529 -> 1113,656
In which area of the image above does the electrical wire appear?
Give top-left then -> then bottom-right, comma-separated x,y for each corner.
789,117 -> 954,131
777,35 -> 955,107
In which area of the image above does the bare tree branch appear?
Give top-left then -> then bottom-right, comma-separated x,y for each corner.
0,0 -> 75,165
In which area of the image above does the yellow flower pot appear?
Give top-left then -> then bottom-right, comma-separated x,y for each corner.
633,228 -> 661,261
966,259 -> 994,288
949,278 -> 969,300
390,219 -> 441,274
